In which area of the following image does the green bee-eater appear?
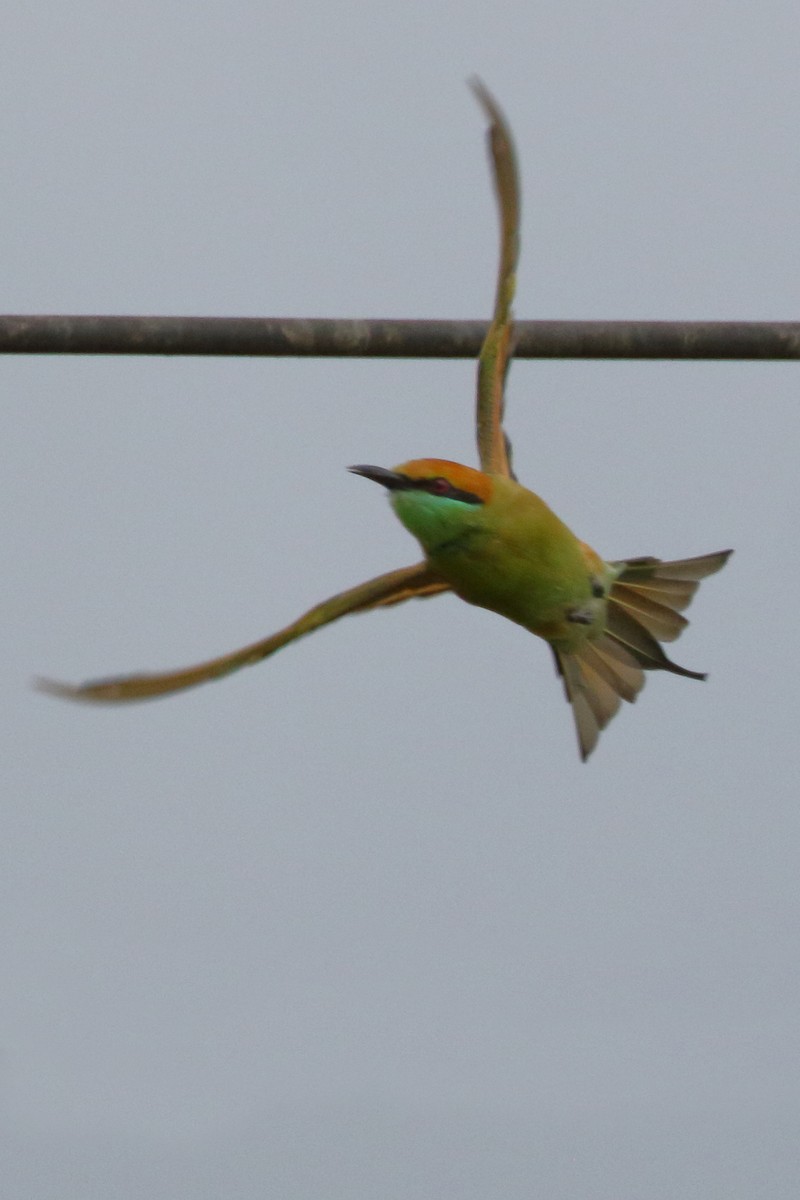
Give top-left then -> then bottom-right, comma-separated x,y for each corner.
40,83 -> 731,759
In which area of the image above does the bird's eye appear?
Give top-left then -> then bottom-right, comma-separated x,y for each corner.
429,477 -> 451,496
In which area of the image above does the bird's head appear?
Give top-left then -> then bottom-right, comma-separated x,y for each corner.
349,459 -> 492,554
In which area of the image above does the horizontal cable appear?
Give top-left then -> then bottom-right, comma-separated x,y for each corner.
1,314 -> 800,360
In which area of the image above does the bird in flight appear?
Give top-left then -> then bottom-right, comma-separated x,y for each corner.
40,82 -> 731,760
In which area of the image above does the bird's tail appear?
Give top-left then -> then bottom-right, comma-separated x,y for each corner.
554,549 -> 732,760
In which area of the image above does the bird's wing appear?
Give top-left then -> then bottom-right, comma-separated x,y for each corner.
471,79 -> 519,480
38,563 -> 450,703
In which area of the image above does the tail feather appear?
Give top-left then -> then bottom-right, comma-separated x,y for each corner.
605,600 -> 706,680
554,649 -> 622,762
607,581 -> 687,642
554,636 -> 644,761
569,657 -> 622,729
613,550 -> 731,609
579,637 -> 642,703
555,549 -> 732,760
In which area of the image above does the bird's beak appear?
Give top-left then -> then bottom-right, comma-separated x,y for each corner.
348,465 -> 410,490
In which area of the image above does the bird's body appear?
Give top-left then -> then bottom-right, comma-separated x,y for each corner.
384,459 -> 611,651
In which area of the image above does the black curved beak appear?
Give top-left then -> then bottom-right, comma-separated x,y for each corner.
348,465 -> 410,491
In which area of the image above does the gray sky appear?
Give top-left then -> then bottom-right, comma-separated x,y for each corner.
4,3 -> 800,1197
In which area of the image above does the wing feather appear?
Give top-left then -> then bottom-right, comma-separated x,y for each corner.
39,563 -> 450,703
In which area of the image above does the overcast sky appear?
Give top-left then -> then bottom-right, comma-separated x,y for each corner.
4,3 -> 800,1197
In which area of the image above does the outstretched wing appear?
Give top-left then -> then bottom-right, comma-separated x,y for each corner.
38,563 -> 450,703
471,78 -> 520,480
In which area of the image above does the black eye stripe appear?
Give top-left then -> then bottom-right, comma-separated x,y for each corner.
407,477 -> 483,505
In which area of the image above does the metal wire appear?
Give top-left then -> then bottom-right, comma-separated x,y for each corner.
2,314 -> 800,359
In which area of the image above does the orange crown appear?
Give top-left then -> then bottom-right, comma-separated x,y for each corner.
392,459 -> 494,503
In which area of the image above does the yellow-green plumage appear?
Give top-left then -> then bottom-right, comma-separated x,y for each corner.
390,465 -> 609,651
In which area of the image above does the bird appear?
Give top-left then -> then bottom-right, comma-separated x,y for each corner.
38,83 -> 731,760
